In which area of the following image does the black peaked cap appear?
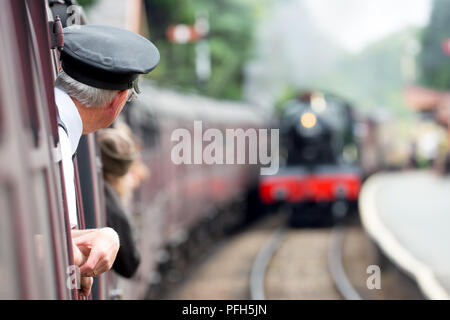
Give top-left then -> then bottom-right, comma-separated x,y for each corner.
60,24 -> 160,90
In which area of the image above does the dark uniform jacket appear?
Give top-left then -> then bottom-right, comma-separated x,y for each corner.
105,181 -> 141,278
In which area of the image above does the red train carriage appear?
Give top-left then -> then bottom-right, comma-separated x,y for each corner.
118,85 -> 267,299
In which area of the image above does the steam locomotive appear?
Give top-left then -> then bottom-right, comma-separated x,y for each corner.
259,92 -> 362,226
0,0 -> 268,299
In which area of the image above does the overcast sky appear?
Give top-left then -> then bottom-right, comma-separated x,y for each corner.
302,0 -> 432,52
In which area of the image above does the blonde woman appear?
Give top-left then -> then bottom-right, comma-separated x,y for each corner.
98,128 -> 141,278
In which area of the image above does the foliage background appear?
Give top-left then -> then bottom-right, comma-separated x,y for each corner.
419,0 -> 450,90
143,0 -> 256,100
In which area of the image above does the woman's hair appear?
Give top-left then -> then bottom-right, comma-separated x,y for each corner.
97,128 -> 138,178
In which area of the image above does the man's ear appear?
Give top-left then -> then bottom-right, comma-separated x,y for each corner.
109,90 -> 129,111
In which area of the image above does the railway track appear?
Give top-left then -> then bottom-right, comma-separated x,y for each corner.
250,219 -> 362,300
327,225 -> 362,300
162,211 -> 391,300
249,226 -> 286,300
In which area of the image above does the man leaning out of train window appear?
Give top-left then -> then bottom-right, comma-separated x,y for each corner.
53,24 -> 159,296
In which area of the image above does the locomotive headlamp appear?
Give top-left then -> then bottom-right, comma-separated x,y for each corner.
300,112 -> 317,129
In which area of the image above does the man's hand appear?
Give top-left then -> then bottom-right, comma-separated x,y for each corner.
78,276 -> 93,298
72,242 -> 87,267
71,242 -> 92,298
72,228 -> 120,277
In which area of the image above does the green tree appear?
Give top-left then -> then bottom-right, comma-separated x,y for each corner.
419,0 -> 450,90
77,0 -> 98,9
143,0 -> 255,100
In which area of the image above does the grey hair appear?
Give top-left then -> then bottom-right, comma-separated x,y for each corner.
55,71 -> 120,107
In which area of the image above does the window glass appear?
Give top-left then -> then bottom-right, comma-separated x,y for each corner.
25,2 -> 59,298
30,170 -> 57,299
0,185 -> 20,299
10,0 -> 39,147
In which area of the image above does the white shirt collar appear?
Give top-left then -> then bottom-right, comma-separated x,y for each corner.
54,87 -> 83,155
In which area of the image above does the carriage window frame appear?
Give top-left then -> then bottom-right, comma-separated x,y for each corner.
25,1 -> 63,298
18,0 -> 78,299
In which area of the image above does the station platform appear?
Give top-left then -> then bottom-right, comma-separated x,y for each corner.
359,170 -> 450,299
